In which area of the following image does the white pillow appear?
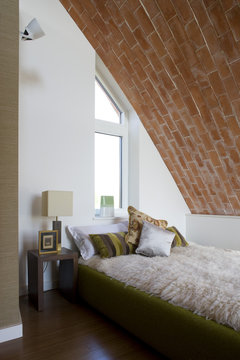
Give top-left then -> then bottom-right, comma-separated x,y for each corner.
136,221 -> 175,257
68,221 -> 128,260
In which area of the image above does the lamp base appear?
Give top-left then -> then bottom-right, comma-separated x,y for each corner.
53,220 -> 61,252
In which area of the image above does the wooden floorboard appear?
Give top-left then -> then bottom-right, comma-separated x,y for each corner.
0,290 -> 168,360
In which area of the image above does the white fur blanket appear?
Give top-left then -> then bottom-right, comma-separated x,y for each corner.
79,242 -> 240,331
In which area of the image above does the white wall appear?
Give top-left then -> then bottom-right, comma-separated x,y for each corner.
186,214 -> 240,250
128,110 -> 140,209
19,0 -> 95,294
138,122 -> 190,235
19,0 -> 190,294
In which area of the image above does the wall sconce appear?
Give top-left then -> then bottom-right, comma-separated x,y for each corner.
20,18 -> 45,41
42,191 -> 73,251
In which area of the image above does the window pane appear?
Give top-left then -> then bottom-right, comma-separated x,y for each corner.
95,79 -> 121,123
95,133 -> 121,209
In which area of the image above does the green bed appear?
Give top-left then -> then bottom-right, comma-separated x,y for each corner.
78,263 -> 240,360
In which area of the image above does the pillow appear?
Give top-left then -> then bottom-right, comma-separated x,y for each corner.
89,232 -> 135,258
125,206 -> 168,246
67,221 -> 128,260
136,221 -> 175,257
167,226 -> 189,247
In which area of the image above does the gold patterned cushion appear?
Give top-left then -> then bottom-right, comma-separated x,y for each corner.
125,206 -> 168,246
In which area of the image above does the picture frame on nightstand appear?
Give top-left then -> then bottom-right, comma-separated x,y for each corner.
38,230 -> 58,255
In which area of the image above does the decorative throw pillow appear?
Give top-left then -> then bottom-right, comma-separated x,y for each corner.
67,221 -> 129,260
136,221 -> 175,257
89,232 -> 136,258
125,206 -> 168,246
167,226 -> 188,247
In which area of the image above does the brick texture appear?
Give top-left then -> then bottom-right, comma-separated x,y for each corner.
60,0 -> 240,215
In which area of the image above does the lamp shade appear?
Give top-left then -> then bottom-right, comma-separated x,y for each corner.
42,191 -> 73,217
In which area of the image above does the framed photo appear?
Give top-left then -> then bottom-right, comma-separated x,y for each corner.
38,230 -> 58,255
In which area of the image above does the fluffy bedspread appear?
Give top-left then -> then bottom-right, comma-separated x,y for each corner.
79,242 -> 240,331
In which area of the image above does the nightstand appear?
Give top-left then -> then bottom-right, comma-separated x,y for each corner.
27,247 -> 78,311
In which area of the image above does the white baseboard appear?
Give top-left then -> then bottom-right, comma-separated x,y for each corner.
0,323 -> 23,343
186,214 -> 240,250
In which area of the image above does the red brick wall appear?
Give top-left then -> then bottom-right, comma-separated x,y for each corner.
60,0 -> 240,215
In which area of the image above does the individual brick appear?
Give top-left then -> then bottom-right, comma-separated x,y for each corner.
223,75 -> 239,101
173,0 -> 194,23
213,51 -> 231,79
226,5 -> 240,41
208,2 -> 230,36
208,71 -> 226,96
148,32 -> 166,57
190,0 -> 211,28
155,0 -> 176,21
186,19 -> 205,49
218,94 -> 233,115
134,6 -> 155,36
220,31 -> 240,62
196,46 -> 215,74
133,26 -> 150,51
106,0 -> 125,26
230,59 -> 240,88
121,3 -> 139,31
168,15 -> 188,45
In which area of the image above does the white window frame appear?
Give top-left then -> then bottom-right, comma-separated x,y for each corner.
95,73 -> 128,217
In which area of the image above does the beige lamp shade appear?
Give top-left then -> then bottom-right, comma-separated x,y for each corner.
42,191 -> 73,217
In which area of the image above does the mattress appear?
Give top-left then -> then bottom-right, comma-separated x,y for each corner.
79,242 -> 240,331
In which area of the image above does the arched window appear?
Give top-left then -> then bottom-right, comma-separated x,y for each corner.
95,77 -> 128,216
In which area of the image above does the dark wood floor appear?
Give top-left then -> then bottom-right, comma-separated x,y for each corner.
0,290 -> 168,360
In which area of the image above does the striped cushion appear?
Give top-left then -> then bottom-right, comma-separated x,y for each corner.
89,232 -> 136,258
167,226 -> 189,247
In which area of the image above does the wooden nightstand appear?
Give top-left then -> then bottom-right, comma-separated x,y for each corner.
27,247 -> 78,311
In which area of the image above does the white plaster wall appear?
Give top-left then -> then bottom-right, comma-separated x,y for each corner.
128,109 -> 140,209
139,122 -> 190,235
186,214 -> 240,250
19,0 -> 95,294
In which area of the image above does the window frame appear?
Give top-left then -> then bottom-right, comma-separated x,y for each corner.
95,77 -> 122,124
94,74 -> 128,217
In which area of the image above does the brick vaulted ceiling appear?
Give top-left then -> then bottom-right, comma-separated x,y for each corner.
60,0 -> 240,216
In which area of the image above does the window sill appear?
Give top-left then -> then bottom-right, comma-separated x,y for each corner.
94,209 -> 128,221
93,216 -> 128,221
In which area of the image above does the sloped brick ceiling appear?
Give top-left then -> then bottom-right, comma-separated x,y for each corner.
60,0 -> 240,215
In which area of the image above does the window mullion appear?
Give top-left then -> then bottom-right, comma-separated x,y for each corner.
95,119 -> 127,137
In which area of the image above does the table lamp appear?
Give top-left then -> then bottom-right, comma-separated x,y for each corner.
42,191 -> 73,251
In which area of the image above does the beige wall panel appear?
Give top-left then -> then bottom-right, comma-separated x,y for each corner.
0,0 -> 21,329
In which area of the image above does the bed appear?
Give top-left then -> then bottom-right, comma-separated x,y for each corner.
78,262 -> 240,360
68,212 -> 240,360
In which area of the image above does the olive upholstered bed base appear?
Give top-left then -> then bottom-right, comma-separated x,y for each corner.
78,264 -> 240,360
